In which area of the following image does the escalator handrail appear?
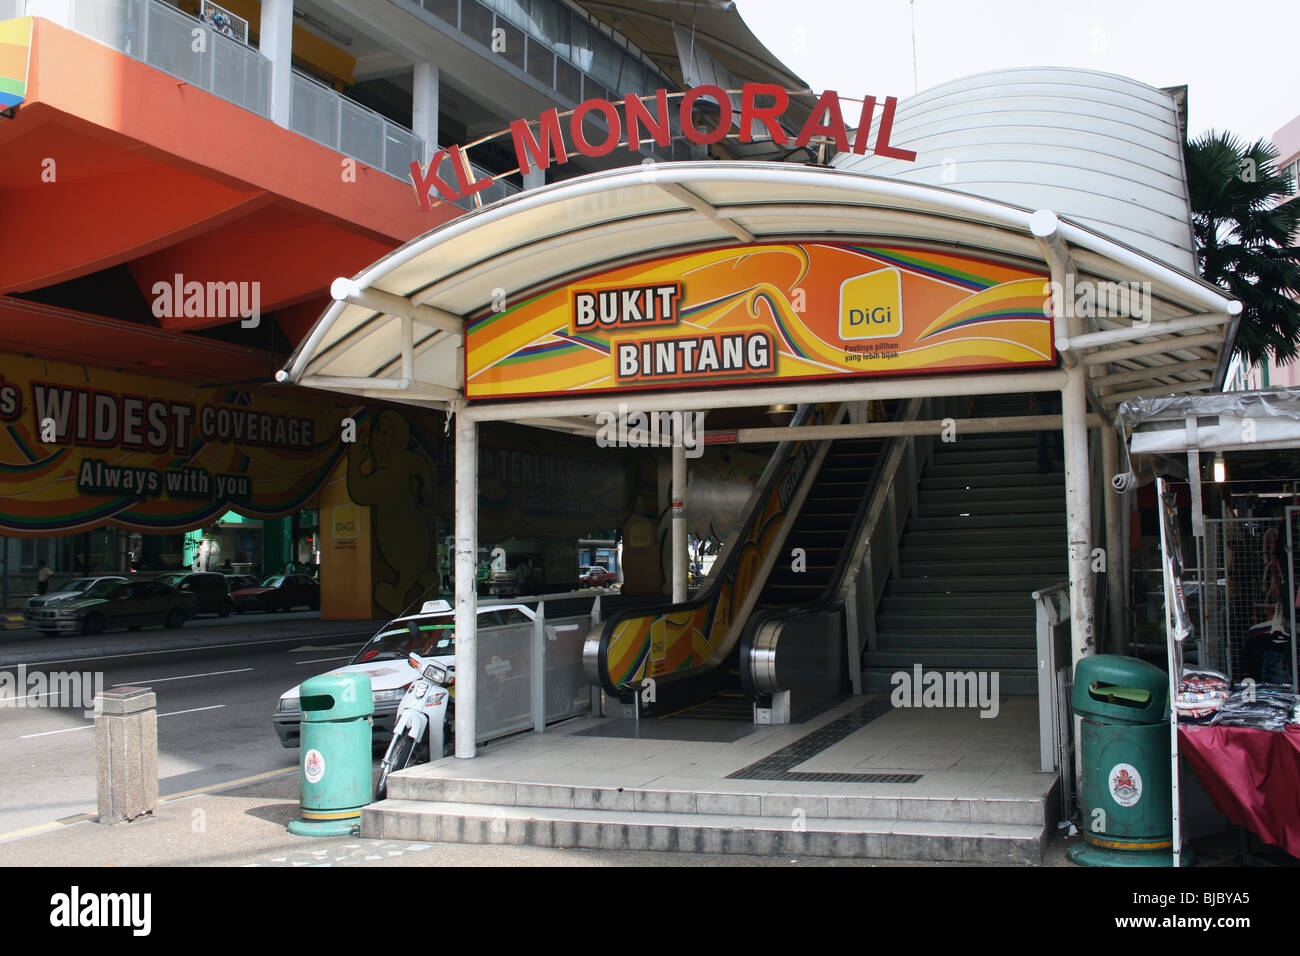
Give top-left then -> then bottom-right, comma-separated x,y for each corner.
587,402 -> 837,697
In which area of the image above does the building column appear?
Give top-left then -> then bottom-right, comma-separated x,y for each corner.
453,404 -> 478,758
671,427 -> 687,603
412,62 -> 440,162
523,167 -> 545,190
1100,425 -> 1128,652
260,0 -> 294,129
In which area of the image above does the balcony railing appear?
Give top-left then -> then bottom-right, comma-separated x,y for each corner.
411,0 -> 698,163
49,0 -> 516,202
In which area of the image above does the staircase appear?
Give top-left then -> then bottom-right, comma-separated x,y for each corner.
763,436 -> 889,605
862,395 -> 1068,693
367,772 -> 1050,864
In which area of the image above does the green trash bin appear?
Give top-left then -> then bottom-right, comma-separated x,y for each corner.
1068,654 -> 1174,867
288,672 -> 374,837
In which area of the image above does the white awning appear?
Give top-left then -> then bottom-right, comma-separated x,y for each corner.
278,160 -> 1239,417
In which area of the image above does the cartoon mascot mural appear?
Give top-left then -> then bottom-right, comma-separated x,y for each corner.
346,408 -> 439,615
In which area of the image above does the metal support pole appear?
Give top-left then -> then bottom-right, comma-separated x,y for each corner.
1101,426 -> 1127,654
453,405 -> 478,758
532,600 -> 546,733
671,425 -> 687,603
1033,209 -> 1096,789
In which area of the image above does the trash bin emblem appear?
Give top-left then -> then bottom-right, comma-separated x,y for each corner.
1109,763 -> 1142,807
304,748 -> 325,784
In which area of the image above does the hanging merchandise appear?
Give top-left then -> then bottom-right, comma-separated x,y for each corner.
1240,612 -> 1295,687
1175,669 -> 1231,723
1159,488 -> 1194,642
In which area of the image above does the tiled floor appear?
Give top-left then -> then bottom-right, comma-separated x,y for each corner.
401,693 -> 1057,805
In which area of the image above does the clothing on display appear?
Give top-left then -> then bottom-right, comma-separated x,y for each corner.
1210,684 -> 1300,731
1175,669 -> 1231,722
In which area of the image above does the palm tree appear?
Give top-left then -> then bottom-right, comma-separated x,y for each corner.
1184,131 -> 1300,367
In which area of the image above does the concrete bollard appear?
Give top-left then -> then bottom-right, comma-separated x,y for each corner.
94,686 -> 158,824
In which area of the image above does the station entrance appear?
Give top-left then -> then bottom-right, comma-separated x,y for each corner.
280,159 -> 1238,860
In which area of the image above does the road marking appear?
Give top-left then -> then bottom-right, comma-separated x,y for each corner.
110,667 -> 253,686
18,704 -> 227,738
4,631 -> 375,668
159,765 -> 296,802
294,656 -> 352,665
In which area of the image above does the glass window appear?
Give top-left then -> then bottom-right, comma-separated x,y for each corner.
423,0 -> 458,27
352,617 -> 456,663
260,575 -> 284,588
497,608 -> 532,625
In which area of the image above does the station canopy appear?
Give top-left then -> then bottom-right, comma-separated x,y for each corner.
279,160 -> 1240,420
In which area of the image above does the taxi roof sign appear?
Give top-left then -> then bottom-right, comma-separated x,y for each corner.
421,599 -> 453,613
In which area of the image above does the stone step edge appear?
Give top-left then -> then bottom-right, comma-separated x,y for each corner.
363,799 -> 1046,863
383,778 -> 1049,826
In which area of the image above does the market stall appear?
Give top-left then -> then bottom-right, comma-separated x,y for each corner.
1116,388 -> 1300,863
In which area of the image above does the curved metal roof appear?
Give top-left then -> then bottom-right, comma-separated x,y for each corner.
279,159 -> 1239,416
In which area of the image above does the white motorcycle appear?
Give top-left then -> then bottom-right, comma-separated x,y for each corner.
375,652 -> 455,801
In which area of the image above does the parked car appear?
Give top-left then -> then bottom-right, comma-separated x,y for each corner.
223,573 -> 259,593
26,579 -> 197,636
579,565 -> 615,587
232,574 -> 320,613
273,600 -> 537,748
157,571 -> 232,617
23,575 -> 127,632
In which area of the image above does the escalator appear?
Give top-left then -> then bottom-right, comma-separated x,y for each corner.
583,401 -> 903,720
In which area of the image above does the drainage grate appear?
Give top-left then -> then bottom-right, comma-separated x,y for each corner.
727,697 -> 921,784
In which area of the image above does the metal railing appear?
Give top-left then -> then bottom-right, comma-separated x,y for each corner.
56,0 -> 511,193
70,0 -> 271,117
1032,580 -> 1075,814
840,397 -> 941,667
474,592 -> 598,743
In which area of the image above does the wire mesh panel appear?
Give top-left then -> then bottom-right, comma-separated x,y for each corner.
1202,517 -> 1286,682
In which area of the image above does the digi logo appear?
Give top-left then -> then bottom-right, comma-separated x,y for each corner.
839,267 -> 902,340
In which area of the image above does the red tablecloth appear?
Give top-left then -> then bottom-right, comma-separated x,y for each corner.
1179,724 -> 1300,858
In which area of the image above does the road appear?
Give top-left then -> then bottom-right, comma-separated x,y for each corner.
0,612 -> 384,837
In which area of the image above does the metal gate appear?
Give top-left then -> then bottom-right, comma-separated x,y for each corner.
1201,516 -> 1288,683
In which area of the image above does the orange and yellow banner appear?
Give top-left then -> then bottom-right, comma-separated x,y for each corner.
0,355 -> 349,536
466,242 -> 1054,400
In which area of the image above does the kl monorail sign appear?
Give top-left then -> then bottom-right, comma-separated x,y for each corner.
465,243 -> 1056,401
410,85 -> 917,210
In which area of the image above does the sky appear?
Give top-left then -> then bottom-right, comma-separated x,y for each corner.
734,0 -> 1295,146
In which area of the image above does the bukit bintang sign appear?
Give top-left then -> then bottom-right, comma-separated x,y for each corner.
410,85 -> 916,210
466,243 -> 1055,400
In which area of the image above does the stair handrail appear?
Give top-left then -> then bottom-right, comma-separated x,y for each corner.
838,397 -> 929,612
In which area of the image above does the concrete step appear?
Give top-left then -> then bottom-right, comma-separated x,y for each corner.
925,461 -> 1064,478
363,799 -> 1046,864
888,576 -> 1050,594
381,777 -> 1047,827
930,447 -> 1042,466
862,666 -> 1039,696
862,648 -> 1037,670
898,560 -> 1066,578
920,484 -> 1064,504
901,542 -> 1063,562
920,472 -> 1065,490
875,629 -> 1036,648
881,593 -> 1041,612
907,512 -> 1064,531
902,527 -> 1063,547
877,612 -> 1034,632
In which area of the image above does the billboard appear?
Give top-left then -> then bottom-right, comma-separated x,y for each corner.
0,354 -> 348,536
465,242 -> 1054,400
